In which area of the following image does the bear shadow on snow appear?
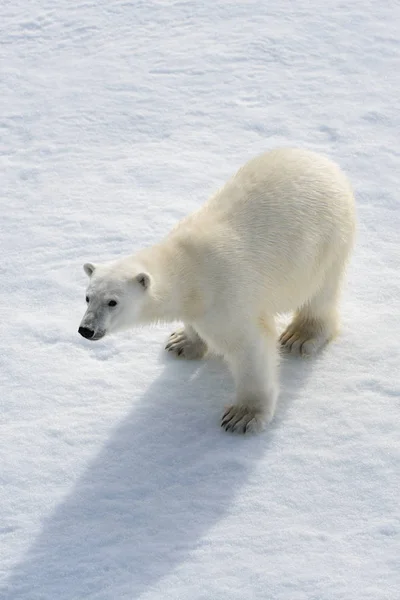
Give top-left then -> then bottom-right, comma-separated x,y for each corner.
4,345 -> 313,600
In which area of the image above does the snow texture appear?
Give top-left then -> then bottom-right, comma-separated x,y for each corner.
1,1 -> 399,599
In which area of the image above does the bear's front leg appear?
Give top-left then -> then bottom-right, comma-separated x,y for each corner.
221,320 -> 279,434
165,325 -> 208,359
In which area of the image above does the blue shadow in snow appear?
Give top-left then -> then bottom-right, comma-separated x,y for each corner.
3,349 -> 312,599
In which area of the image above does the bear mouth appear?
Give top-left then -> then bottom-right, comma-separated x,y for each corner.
91,331 -> 106,341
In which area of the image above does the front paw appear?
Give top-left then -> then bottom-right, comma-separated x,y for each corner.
165,329 -> 207,360
221,405 -> 267,434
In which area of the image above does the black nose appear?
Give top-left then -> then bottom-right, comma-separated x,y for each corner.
78,326 -> 95,339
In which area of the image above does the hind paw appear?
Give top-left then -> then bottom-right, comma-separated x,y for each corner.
279,319 -> 332,356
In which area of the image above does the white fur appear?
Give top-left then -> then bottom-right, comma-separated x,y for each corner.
79,148 -> 356,433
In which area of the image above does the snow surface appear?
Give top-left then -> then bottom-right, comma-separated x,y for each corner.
1,1 -> 399,598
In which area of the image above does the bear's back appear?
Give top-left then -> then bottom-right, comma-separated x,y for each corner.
179,148 -> 356,313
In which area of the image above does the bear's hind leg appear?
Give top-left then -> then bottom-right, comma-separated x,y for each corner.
166,325 -> 208,359
280,261 -> 344,356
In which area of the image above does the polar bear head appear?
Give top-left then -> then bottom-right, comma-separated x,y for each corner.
78,259 -> 151,340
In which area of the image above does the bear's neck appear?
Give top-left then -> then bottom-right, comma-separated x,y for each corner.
137,237 -> 205,325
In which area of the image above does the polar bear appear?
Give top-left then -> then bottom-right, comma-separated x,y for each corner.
79,148 -> 355,434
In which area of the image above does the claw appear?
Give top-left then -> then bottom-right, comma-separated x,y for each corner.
221,410 -> 235,428
220,405 -> 265,434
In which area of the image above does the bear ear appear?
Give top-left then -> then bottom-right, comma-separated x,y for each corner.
83,263 -> 96,277
135,272 -> 151,290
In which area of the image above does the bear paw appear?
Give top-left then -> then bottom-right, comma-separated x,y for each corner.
279,320 -> 330,357
221,405 -> 267,434
165,329 -> 207,360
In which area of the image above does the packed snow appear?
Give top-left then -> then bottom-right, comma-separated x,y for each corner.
1,1 -> 399,598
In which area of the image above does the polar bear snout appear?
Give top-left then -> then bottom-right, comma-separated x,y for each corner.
78,325 -> 106,340
78,326 -> 95,339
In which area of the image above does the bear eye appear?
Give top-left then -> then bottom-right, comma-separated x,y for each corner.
108,300 -> 118,307
85,296 -> 90,303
